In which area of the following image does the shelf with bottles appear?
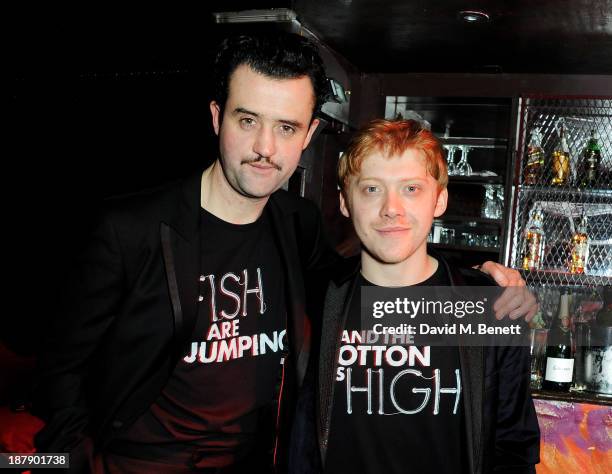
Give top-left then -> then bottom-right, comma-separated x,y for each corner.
514,205 -> 611,287
527,286 -> 612,402
508,97 -> 612,289
517,99 -> 612,191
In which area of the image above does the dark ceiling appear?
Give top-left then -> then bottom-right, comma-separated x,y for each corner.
10,0 -> 612,75
295,0 -> 612,74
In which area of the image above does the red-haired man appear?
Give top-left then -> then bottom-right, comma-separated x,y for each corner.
292,119 -> 540,474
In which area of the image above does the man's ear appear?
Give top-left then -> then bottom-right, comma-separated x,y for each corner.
210,101 -> 221,136
339,192 -> 351,218
302,118 -> 320,150
433,187 -> 448,217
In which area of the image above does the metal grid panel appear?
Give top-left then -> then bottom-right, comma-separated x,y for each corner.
510,97 -> 612,288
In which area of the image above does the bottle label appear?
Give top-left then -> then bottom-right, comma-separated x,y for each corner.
544,357 -> 574,383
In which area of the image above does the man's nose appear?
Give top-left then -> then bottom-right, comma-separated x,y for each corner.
381,191 -> 404,219
253,126 -> 276,158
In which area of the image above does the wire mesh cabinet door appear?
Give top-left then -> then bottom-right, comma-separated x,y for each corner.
508,96 -> 612,290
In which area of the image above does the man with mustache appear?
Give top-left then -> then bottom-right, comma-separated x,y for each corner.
34,33 -> 536,473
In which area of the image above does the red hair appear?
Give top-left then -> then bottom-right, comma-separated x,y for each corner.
338,119 -> 448,197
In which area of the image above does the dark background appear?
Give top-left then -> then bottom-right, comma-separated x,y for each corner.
7,0 -> 612,354
9,8 -> 223,356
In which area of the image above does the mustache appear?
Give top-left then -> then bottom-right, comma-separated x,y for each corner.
241,155 -> 282,171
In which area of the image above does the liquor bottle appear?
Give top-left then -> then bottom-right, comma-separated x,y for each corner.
578,129 -> 601,187
524,127 -> 545,185
542,291 -> 574,391
551,124 -> 571,186
522,209 -> 545,271
569,215 -> 589,274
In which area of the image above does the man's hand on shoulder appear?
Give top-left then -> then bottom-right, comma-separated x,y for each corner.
476,261 -> 538,322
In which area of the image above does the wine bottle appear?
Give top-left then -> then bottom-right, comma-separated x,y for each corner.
542,291 -> 574,391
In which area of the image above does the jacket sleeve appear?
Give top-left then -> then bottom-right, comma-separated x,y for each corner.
33,210 -> 126,455
492,339 -> 541,473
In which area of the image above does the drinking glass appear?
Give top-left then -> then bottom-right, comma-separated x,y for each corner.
440,228 -> 455,244
461,232 -> 476,247
445,145 -> 458,176
492,185 -> 504,219
482,185 -> 495,218
456,145 -> 472,176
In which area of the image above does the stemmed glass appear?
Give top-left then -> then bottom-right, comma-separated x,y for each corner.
456,145 -> 473,176
444,145 -> 458,176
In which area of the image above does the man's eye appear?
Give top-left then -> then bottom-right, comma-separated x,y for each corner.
405,185 -> 419,193
279,124 -> 295,135
240,117 -> 256,128
365,186 -> 379,193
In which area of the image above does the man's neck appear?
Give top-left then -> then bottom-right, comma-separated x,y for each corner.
361,247 -> 438,287
200,162 -> 269,224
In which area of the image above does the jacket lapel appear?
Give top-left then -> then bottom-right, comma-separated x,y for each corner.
318,271 -> 357,464
161,172 -> 202,360
442,253 -> 484,474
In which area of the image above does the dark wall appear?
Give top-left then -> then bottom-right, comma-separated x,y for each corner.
9,65 -> 219,355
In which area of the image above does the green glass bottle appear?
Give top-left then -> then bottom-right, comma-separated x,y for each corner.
579,130 -> 601,187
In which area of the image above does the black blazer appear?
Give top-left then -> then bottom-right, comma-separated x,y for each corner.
34,171 -> 339,470
291,255 -> 540,474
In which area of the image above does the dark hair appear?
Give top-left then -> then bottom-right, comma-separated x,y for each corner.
212,32 -> 328,116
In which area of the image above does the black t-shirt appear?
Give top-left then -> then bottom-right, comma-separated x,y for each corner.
324,262 -> 468,474
118,207 -> 285,468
